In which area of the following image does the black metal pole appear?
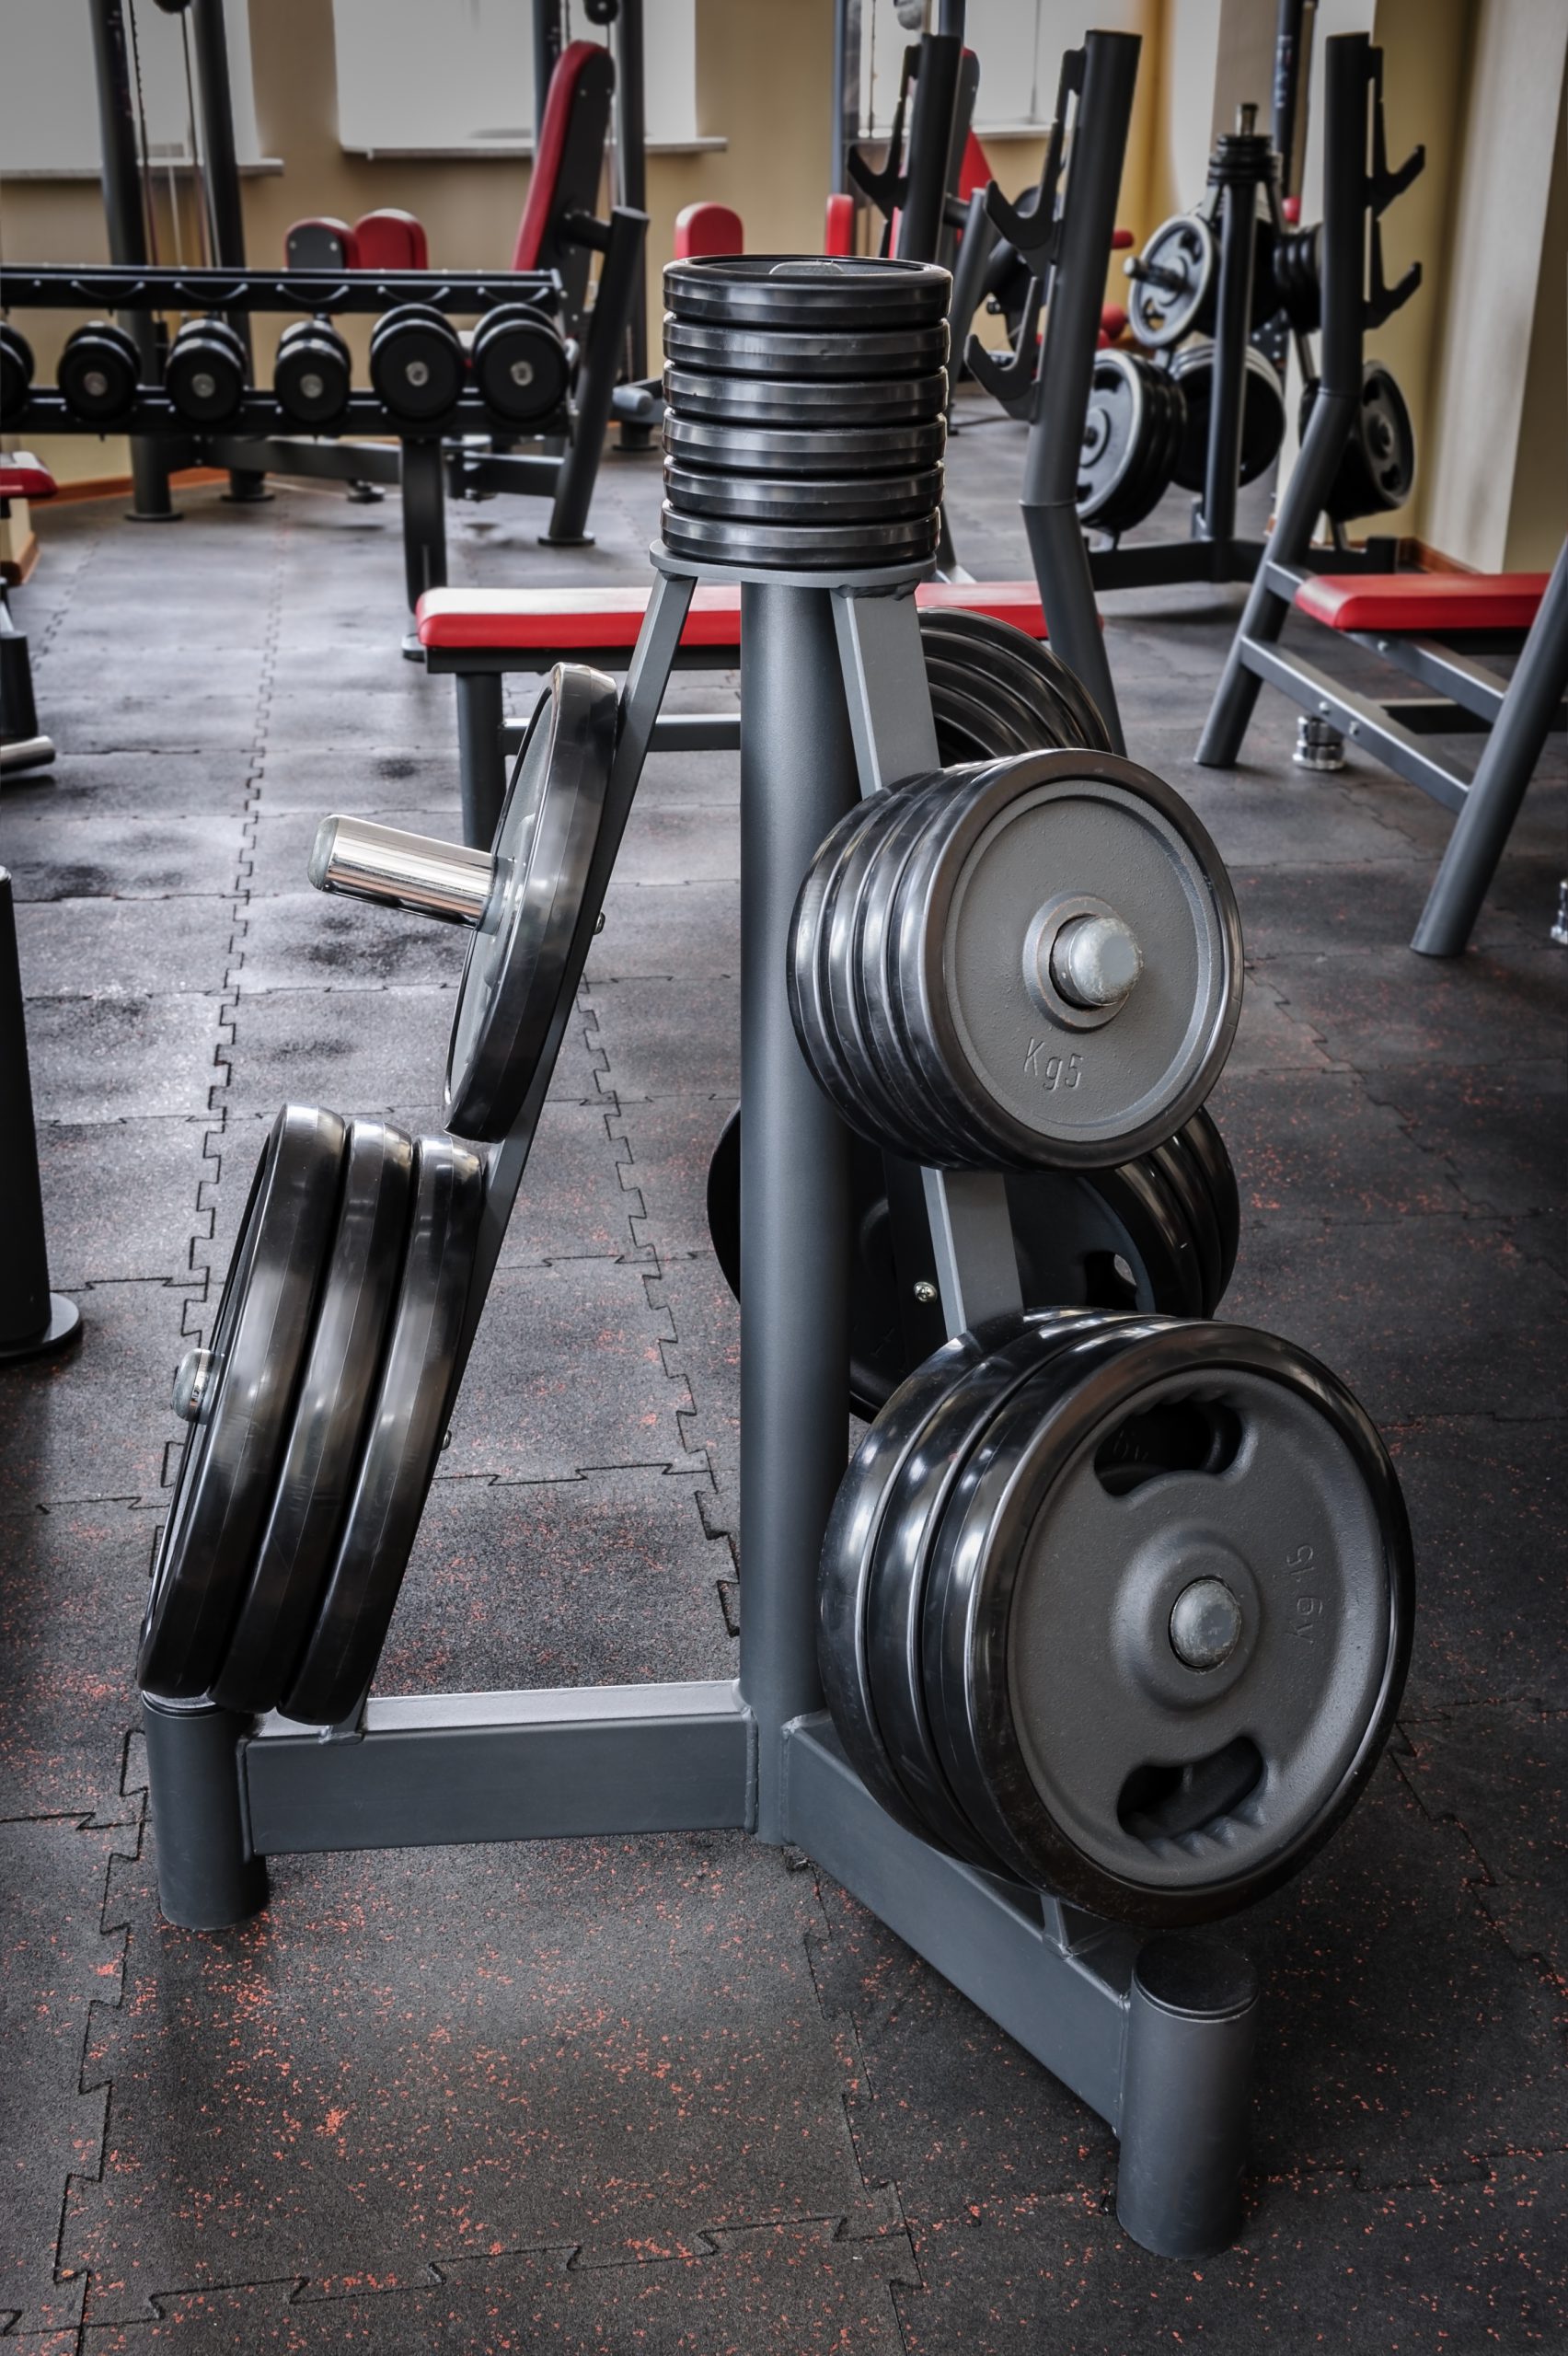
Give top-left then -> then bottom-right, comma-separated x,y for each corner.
1272,0 -> 1316,205
533,0 -> 564,147
831,0 -> 863,199
188,0 -> 268,500
615,0 -> 648,387
142,1696 -> 268,1928
86,0 -> 175,520
1200,115 -> 1265,549
0,869 -> 80,1364
894,33 -> 964,263
545,208 -> 649,544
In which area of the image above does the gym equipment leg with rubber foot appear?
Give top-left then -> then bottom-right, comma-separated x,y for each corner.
142,1696 -> 268,1929
455,670 -> 508,849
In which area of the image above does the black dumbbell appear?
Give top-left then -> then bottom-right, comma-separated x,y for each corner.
470,304 -> 570,424
369,304 -> 466,423
0,323 -> 35,422
165,315 -> 248,426
57,321 -> 141,425
274,316 -> 353,428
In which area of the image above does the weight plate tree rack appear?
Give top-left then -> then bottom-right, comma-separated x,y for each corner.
140,256 -> 1412,2266
3,251 -> 647,612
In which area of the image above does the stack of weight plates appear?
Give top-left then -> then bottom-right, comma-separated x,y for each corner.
660,255 -> 951,571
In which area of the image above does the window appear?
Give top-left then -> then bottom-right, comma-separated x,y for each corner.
331,0 -> 700,157
0,0 -> 264,177
853,0 -> 1145,142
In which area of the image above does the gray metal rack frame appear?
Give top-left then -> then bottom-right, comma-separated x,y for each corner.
142,555 -> 1259,2264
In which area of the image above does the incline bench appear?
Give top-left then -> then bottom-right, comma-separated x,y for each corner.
1198,542 -> 1568,956
418,579 -> 1054,848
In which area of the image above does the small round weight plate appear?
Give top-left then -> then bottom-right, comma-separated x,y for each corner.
1174,1106 -> 1239,1298
922,1317 -> 1413,1922
1146,1127 -> 1224,1314
274,318 -> 352,428
663,315 -> 948,381
210,1119 -> 415,1715
1126,214 -> 1217,348
281,1133 -> 485,1726
919,609 -> 1113,758
661,503 -> 941,571
445,663 -> 618,1141
471,304 -> 570,424
662,461 -> 943,525
663,364 -> 949,429
664,255 -> 951,333
1,322 -> 36,420
57,322 -> 140,426
890,749 -> 1243,1168
1299,360 -> 1417,520
663,413 -> 948,479
369,304 -> 466,423
1077,352 -> 1185,535
166,317 -> 248,427
137,1104 -> 347,1700
1170,341 -> 1286,494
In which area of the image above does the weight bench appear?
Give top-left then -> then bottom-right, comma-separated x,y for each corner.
1199,544 -> 1568,955
419,578 -> 1053,847
0,455 -> 57,776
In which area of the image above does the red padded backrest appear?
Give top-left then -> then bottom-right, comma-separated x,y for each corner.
285,217 -> 360,271
0,455 -> 56,503
674,202 -> 744,260
824,191 -> 856,257
957,126 -> 992,204
513,41 -> 614,273
354,210 -> 429,272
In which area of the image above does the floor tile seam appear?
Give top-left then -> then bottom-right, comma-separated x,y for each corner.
27,520 -> 107,669
796,1891 -> 926,2274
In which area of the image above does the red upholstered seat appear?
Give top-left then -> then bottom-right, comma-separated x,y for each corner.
513,41 -> 605,271
674,202 -> 744,260
824,192 -> 856,257
0,456 -> 57,502
353,209 -> 429,272
417,579 -> 1049,653
1295,572 -> 1550,635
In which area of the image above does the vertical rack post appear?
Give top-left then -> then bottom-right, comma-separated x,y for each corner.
1200,116 -> 1265,553
86,0 -> 176,522
0,869 -> 80,1365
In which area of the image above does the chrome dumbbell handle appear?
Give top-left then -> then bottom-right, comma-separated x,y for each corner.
309,815 -> 494,927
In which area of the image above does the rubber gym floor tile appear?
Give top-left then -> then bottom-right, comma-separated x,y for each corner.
244,806 -> 454,899
261,692 -> 455,753
1205,1070 -> 1468,1221
64,1832 -> 883,2318
608,1095 -> 734,1262
44,697 -> 263,757
252,745 -> 459,815
1222,1213 -> 1566,1425
1174,771 -> 1415,870
1401,1706 -> 1568,1979
1355,1059 -> 1568,1220
1340,756 -> 1566,864
0,1813 -> 136,2339
490,1101 -> 642,1265
622,744 -> 741,808
21,994 -> 228,1125
0,810 -> 244,903
587,974 -> 740,1103
0,1278 -> 191,1509
806,1877 -> 1118,2217
216,986 -> 460,1123
444,1257 -> 693,1484
1240,1753 -> 1565,2183
1262,944 -> 1567,1070
35,1118 -> 213,1288
587,879 -> 740,982
1383,1415 -> 1568,1714
1230,858 -> 1536,957
613,801 -> 741,887
375,1464 -> 732,1697
16,895 -> 236,999
652,1253 -> 742,1528
890,2157 -> 1566,2356
1216,970 -> 1339,1077
0,1497 -> 153,1818
234,891 -> 468,993
0,751 -> 253,822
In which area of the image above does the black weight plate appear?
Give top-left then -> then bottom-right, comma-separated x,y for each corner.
273,321 -> 352,428
1126,214 -> 1217,349
1,323 -> 36,419
662,461 -> 943,525
370,307 -> 466,422
1170,341 -> 1286,494
210,1120 -> 415,1715
919,609 -> 1113,756
663,364 -> 949,428
665,254 -> 951,332
57,323 -> 140,425
868,1312 -> 1116,1865
137,1105 -> 347,1700
1147,1127 -> 1224,1313
282,1133 -> 485,1727
471,306 -> 570,423
923,1317 -> 1413,1922
663,316 -> 948,381
1175,1106 -> 1239,1297
1077,351 -> 1177,533
660,503 -> 941,570
662,413 -> 948,478
445,663 -> 618,1142
166,322 -> 248,426
1299,361 -> 1416,520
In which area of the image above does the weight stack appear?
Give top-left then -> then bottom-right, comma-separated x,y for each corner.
660,257 -> 951,571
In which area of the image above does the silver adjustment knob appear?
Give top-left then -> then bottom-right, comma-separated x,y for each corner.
1169,1577 -> 1243,1670
309,815 -> 494,926
1050,911 -> 1143,1011
172,1346 -> 214,1424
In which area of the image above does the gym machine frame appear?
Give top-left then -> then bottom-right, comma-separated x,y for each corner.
144,554 -> 1260,2264
6,248 -> 646,609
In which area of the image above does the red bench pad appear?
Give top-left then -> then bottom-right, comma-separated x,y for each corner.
1295,572 -> 1549,635
418,580 -> 1048,653
0,456 -> 57,502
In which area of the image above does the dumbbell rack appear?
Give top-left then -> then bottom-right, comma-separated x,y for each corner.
4,253 -> 646,605
143,548 -> 1260,2265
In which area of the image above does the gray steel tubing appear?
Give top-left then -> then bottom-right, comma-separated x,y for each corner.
1020,29 -> 1141,752
143,1696 -> 268,1928
87,0 -> 173,519
547,208 -> 648,545
0,870 -> 55,1349
740,585 -> 857,1841
614,0 -> 649,392
1412,537 -> 1568,956
894,33 -> 963,264
1200,173 -> 1259,547
1116,1934 -> 1260,2257
455,673 -> 508,851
